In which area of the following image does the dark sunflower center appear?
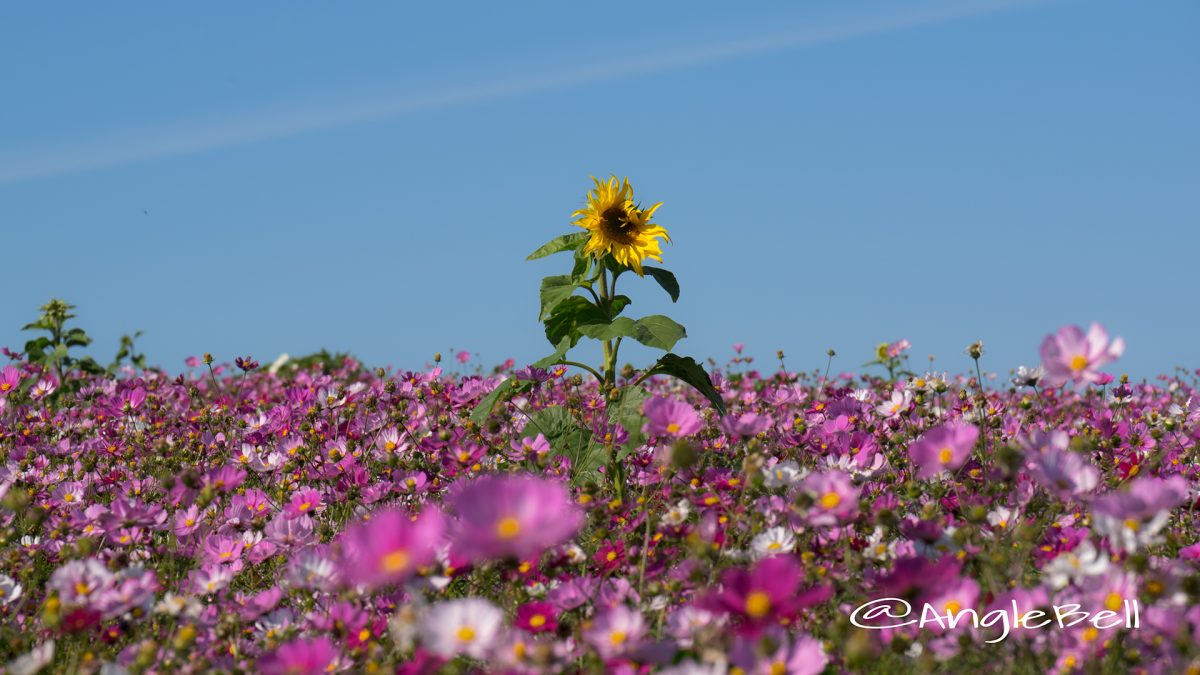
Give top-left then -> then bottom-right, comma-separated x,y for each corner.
599,206 -> 637,245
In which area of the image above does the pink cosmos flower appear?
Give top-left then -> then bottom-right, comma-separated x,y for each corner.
285,488 -> 324,519
740,632 -> 828,675
1039,322 -> 1124,386
0,365 -> 20,396
1179,543 -> 1200,561
455,350 -> 471,364
1023,430 -> 1099,499
720,412 -> 773,439
908,422 -> 979,479
800,470 -> 860,526
258,636 -> 339,675
643,396 -> 702,438
447,473 -> 583,562
583,604 -> 646,661
337,507 -> 445,590
514,601 -> 558,634
702,555 -> 831,634
510,433 -> 551,457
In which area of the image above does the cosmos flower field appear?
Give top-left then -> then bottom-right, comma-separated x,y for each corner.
1,180 -> 1198,674
2,333 -> 1199,674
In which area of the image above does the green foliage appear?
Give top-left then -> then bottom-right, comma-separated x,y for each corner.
108,331 -> 147,373
22,299 -> 106,386
286,349 -> 358,374
525,231 -> 589,260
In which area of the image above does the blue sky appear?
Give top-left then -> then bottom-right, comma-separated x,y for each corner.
2,0 -> 1197,381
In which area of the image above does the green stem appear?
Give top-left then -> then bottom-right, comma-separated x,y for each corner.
560,360 -> 604,383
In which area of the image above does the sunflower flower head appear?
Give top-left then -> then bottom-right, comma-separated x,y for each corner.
572,176 -> 669,276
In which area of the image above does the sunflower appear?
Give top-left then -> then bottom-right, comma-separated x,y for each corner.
572,176 -> 669,276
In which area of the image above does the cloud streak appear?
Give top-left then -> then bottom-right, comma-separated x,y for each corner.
0,0 -> 1045,183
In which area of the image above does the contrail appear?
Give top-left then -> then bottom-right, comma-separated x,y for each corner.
0,0 -> 1047,183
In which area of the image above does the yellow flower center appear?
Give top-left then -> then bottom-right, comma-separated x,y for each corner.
767,542 -> 782,551
666,423 -> 680,434
496,516 -> 521,539
358,628 -> 371,643
456,626 -> 476,643
1069,354 -> 1088,371
938,447 -> 953,463
529,614 -> 546,628
770,662 -> 787,675
609,630 -> 627,646
1123,518 -> 1140,531
1082,626 -> 1099,642
64,494 -> 75,503
745,591 -> 771,618
298,502 -> 311,512
944,600 -> 962,615
385,441 -> 397,451
75,582 -> 91,596
819,491 -> 842,509
1105,593 -> 1123,612
606,551 -> 617,562
380,549 -> 410,573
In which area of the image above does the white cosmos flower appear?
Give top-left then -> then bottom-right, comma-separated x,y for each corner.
750,526 -> 796,559
6,640 -> 54,675
420,598 -> 505,660
875,390 -> 912,419
1042,541 -> 1111,589
662,500 -> 691,527
0,574 -> 22,605
762,460 -> 806,488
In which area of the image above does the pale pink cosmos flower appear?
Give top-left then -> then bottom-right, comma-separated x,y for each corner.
1022,430 -> 1099,499
643,396 -> 702,438
801,470 -> 860,527
1039,322 -> 1124,386
908,422 -> 979,479
583,604 -> 646,660
419,598 -> 505,660
447,473 -> 582,562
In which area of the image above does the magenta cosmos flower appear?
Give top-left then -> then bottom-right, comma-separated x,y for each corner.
908,422 -> 978,479
447,473 -> 583,562
702,555 -> 831,633
337,506 -> 445,589
643,396 -> 702,438
258,636 -> 338,675
1039,322 -> 1124,386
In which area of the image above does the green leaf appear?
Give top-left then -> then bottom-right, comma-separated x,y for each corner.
647,353 -> 725,414
543,296 -> 607,348
613,385 -> 649,451
631,315 -> 686,351
539,275 -> 580,321
574,313 -> 683,351
531,336 -> 573,369
577,317 -> 637,342
523,406 -> 605,483
526,232 -> 589,260
65,327 -> 92,348
642,266 -> 680,302
470,378 -> 534,425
